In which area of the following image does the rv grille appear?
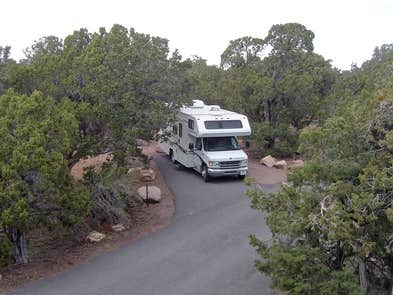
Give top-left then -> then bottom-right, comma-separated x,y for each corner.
219,160 -> 241,168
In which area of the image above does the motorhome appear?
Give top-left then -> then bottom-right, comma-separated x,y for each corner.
159,100 -> 251,181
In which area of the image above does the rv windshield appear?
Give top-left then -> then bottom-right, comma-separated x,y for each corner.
203,137 -> 240,152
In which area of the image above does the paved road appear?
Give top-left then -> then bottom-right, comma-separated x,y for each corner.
12,155 -> 279,295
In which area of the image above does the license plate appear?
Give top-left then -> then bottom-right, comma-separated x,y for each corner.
240,171 -> 247,176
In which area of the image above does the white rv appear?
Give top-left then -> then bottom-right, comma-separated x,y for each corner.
159,100 -> 251,181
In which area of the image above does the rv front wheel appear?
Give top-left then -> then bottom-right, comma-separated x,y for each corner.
201,164 -> 210,182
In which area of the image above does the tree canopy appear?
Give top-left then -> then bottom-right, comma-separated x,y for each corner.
0,90 -> 89,263
0,22 -> 392,295
249,43 -> 393,294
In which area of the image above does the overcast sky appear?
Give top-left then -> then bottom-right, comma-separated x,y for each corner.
1,0 -> 392,70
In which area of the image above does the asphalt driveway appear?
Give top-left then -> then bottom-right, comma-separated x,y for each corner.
12,155 -> 280,295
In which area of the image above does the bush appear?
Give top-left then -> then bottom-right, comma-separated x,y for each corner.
251,122 -> 299,157
0,237 -> 13,269
83,165 -> 141,227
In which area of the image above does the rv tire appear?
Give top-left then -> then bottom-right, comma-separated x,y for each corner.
201,164 -> 210,182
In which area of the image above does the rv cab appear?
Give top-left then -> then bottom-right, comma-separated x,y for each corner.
159,100 -> 251,181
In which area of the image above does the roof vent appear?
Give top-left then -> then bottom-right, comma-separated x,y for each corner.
210,105 -> 221,111
191,99 -> 205,108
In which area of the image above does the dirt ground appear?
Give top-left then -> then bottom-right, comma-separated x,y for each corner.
247,158 -> 287,184
0,141 -> 286,292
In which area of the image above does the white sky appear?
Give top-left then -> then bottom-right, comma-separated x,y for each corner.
1,0 -> 392,70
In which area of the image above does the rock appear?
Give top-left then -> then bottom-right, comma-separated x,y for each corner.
139,168 -> 156,182
137,185 -> 161,202
136,139 -> 148,146
87,231 -> 106,242
274,160 -> 288,169
127,167 -> 140,174
112,224 -> 126,232
260,155 -> 276,168
289,159 -> 304,169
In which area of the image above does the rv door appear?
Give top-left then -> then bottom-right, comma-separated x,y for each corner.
191,137 -> 203,171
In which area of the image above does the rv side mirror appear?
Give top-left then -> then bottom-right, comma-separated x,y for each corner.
188,143 -> 194,151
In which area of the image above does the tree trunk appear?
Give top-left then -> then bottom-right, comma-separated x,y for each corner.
7,228 -> 28,264
358,258 -> 368,295
266,100 -> 272,125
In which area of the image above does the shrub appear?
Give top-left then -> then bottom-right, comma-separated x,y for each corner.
0,237 -> 13,269
251,122 -> 299,157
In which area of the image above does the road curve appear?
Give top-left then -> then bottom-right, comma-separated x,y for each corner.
12,155 -> 279,295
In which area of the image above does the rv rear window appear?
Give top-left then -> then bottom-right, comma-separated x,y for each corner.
204,120 -> 243,129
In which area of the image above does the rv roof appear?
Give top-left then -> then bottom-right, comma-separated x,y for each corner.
180,100 -> 236,116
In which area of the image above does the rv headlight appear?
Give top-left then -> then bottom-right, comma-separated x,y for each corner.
208,161 -> 220,167
240,159 -> 248,166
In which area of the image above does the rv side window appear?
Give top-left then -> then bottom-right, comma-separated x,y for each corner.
173,125 -> 178,135
204,120 -> 243,129
195,138 -> 202,150
188,119 -> 194,130
179,123 -> 183,137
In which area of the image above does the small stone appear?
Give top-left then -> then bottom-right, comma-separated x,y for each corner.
260,155 -> 276,168
112,224 -> 126,232
274,160 -> 288,169
136,139 -> 148,146
137,185 -> 161,202
127,167 -> 139,174
86,231 -> 106,242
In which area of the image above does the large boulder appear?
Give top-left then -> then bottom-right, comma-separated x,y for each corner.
87,231 -> 106,242
274,160 -> 288,169
137,185 -> 161,203
260,155 -> 276,168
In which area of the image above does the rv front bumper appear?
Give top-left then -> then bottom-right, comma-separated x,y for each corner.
207,167 -> 248,177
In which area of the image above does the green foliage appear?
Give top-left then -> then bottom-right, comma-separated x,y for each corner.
0,46 -> 15,95
0,237 -> 13,269
251,122 -> 299,157
83,164 -> 140,227
264,23 -> 315,55
0,90 -> 89,263
7,25 -> 192,165
220,36 -> 265,69
249,92 -> 393,293
219,24 -> 336,160
250,237 -> 361,294
187,56 -> 224,105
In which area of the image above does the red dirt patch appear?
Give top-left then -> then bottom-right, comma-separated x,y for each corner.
247,157 -> 287,184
